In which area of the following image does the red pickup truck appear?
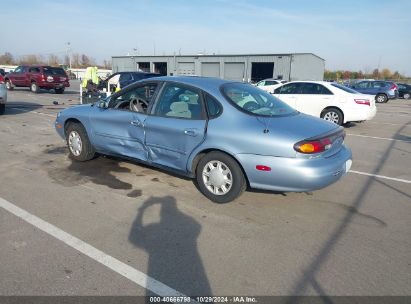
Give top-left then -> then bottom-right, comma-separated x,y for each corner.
5,65 -> 70,94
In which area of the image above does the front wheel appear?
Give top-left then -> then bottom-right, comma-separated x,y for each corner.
403,93 -> 410,99
0,104 -> 5,115
321,108 -> 343,125
196,152 -> 246,203
55,88 -> 65,94
66,122 -> 95,161
376,94 -> 388,103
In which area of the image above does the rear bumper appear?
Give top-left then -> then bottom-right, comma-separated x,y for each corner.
236,145 -> 352,192
346,105 -> 377,122
39,81 -> 70,89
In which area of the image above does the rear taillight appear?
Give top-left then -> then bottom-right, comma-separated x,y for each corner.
0,75 -> 4,84
294,130 -> 345,154
390,83 -> 397,90
354,99 -> 370,106
41,74 -> 46,81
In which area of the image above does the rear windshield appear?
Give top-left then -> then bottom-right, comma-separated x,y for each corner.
331,83 -> 359,94
221,83 -> 297,117
43,67 -> 66,76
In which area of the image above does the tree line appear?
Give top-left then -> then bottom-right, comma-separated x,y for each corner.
324,68 -> 407,81
0,52 -> 112,69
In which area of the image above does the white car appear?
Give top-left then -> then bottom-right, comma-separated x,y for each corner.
255,78 -> 286,93
0,74 -> 7,115
273,81 -> 376,125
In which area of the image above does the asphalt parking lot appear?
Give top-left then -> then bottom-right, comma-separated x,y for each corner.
0,81 -> 410,297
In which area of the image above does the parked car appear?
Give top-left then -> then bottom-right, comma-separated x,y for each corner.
254,78 -> 286,93
273,81 -> 376,125
98,71 -> 160,92
0,68 -> 5,76
0,74 -> 7,114
350,80 -> 398,103
5,65 -> 70,94
397,83 -> 411,99
55,77 -> 352,203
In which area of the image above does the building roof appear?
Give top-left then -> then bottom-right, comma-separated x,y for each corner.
112,53 -> 325,61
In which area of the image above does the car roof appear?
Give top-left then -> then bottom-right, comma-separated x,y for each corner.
146,76 -> 233,91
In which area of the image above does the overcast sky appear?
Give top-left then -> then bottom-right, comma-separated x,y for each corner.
1,0 -> 410,74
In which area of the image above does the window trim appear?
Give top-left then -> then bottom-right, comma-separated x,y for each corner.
203,92 -> 223,120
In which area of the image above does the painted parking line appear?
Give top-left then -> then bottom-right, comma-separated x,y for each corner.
11,107 -> 56,118
346,133 -> 411,143
0,197 -> 194,300
349,170 -> 411,184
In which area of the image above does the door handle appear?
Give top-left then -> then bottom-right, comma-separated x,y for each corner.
184,129 -> 197,136
130,120 -> 143,127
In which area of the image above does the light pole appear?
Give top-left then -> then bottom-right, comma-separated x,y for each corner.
66,42 -> 72,69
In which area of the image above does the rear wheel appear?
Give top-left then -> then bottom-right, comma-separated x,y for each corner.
376,94 -> 387,103
0,104 -> 5,115
55,88 -> 65,94
30,82 -> 39,93
5,80 -> 13,90
66,122 -> 95,161
196,151 -> 246,203
321,108 -> 343,125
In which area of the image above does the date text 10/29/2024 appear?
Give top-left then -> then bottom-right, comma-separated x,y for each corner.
149,296 -> 257,303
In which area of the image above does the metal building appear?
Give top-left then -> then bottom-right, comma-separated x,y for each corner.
111,53 -> 324,82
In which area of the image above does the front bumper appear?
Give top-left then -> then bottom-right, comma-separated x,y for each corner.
236,145 -> 352,192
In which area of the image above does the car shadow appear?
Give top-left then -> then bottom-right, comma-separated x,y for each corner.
3,101 -> 43,115
128,195 -> 212,297
285,122 -> 411,301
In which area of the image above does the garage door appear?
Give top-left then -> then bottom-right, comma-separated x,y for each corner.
177,62 -> 195,75
201,63 -> 220,77
224,63 -> 245,81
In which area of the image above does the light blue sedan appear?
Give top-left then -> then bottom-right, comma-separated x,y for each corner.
55,76 -> 352,203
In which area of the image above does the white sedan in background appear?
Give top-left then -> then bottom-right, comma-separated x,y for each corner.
255,78 -> 286,93
273,81 -> 376,125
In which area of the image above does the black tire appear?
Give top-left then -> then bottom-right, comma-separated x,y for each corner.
0,104 -> 5,115
30,82 -> 39,93
55,88 -> 65,94
320,108 -> 343,125
65,122 -> 95,161
196,151 -> 246,203
5,80 -> 13,90
376,94 -> 388,103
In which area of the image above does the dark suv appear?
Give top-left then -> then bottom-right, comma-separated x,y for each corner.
351,80 -> 398,103
5,65 -> 70,94
98,71 -> 160,92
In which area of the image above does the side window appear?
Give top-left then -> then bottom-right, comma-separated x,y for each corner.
120,73 -> 133,82
301,83 -> 333,95
356,82 -> 368,89
265,80 -> 278,86
372,82 -> 384,88
109,83 -> 158,113
153,83 -> 203,120
256,81 -> 265,87
14,66 -> 23,73
276,83 -> 301,94
29,67 -> 40,73
205,94 -> 222,118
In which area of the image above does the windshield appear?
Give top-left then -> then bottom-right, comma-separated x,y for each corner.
331,83 -> 359,94
222,83 -> 297,117
43,67 -> 66,76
